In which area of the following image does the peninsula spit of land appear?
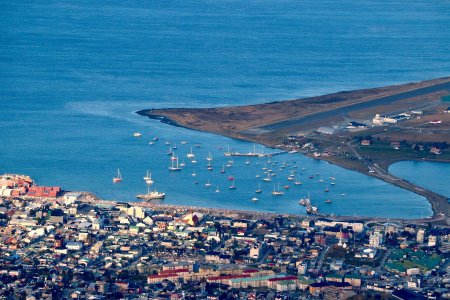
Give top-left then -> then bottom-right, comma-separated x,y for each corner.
137,77 -> 450,221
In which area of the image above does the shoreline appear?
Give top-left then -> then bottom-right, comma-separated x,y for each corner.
137,110 -> 449,221
75,192 -> 447,226
136,78 -> 450,223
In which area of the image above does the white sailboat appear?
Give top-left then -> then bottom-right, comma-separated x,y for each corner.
271,182 -> 283,196
113,169 -> 122,183
263,172 -> 272,182
205,180 -> 212,187
143,170 -> 153,185
255,183 -> 262,193
187,147 -> 195,158
206,152 -> 213,161
169,156 -> 181,171
229,180 -> 236,189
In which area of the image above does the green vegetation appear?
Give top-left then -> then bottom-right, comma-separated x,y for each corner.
385,248 -> 442,273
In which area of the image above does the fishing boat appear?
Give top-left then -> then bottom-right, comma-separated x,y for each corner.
255,183 -> 262,193
271,183 -> 283,196
113,169 -> 122,183
169,157 -> 181,171
299,192 -> 310,206
133,132 -> 142,137
136,188 -> 165,200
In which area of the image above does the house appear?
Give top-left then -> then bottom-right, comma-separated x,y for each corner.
360,139 -> 371,146
391,142 -> 401,150
445,107 -> 450,113
430,147 -> 441,155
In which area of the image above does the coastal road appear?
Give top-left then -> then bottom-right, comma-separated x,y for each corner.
252,80 -> 450,133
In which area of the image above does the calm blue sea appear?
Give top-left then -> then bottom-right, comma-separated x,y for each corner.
389,161 -> 450,198
2,0 -> 450,218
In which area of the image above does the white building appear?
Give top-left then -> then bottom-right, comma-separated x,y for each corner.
66,241 -> 83,251
369,231 -> 383,248
428,235 -> 437,247
250,244 -> 262,260
416,229 -> 425,243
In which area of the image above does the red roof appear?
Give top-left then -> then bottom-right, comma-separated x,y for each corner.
148,273 -> 179,279
243,269 -> 258,273
159,268 -> 189,275
268,276 -> 298,282
207,274 -> 250,281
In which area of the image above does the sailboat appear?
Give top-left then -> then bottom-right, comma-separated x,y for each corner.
255,183 -> 262,193
180,160 -> 186,167
271,183 -> 283,196
263,172 -> 272,182
215,186 -> 220,193
166,145 -> 173,156
294,177 -> 302,185
207,161 -> 213,171
205,180 -> 212,187
206,152 -> 213,161
220,165 -> 226,173
229,180 -> 236,189
187,147 -> 195,158
324,186 -> 329,192
169,156 -> 181,171
144,171 -> 153,185
245,158 -> 250,165
113,169 -> 122,183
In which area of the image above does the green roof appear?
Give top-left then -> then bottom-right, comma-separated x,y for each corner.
345,273 -> 361,279
298,276 -> 315,284
326,273 -> 343,279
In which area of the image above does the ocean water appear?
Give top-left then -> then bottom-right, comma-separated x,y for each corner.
2,0 -> 449,218
389,161 -> 450,198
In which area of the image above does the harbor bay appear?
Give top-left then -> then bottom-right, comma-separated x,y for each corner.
2,0 -> 450,219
